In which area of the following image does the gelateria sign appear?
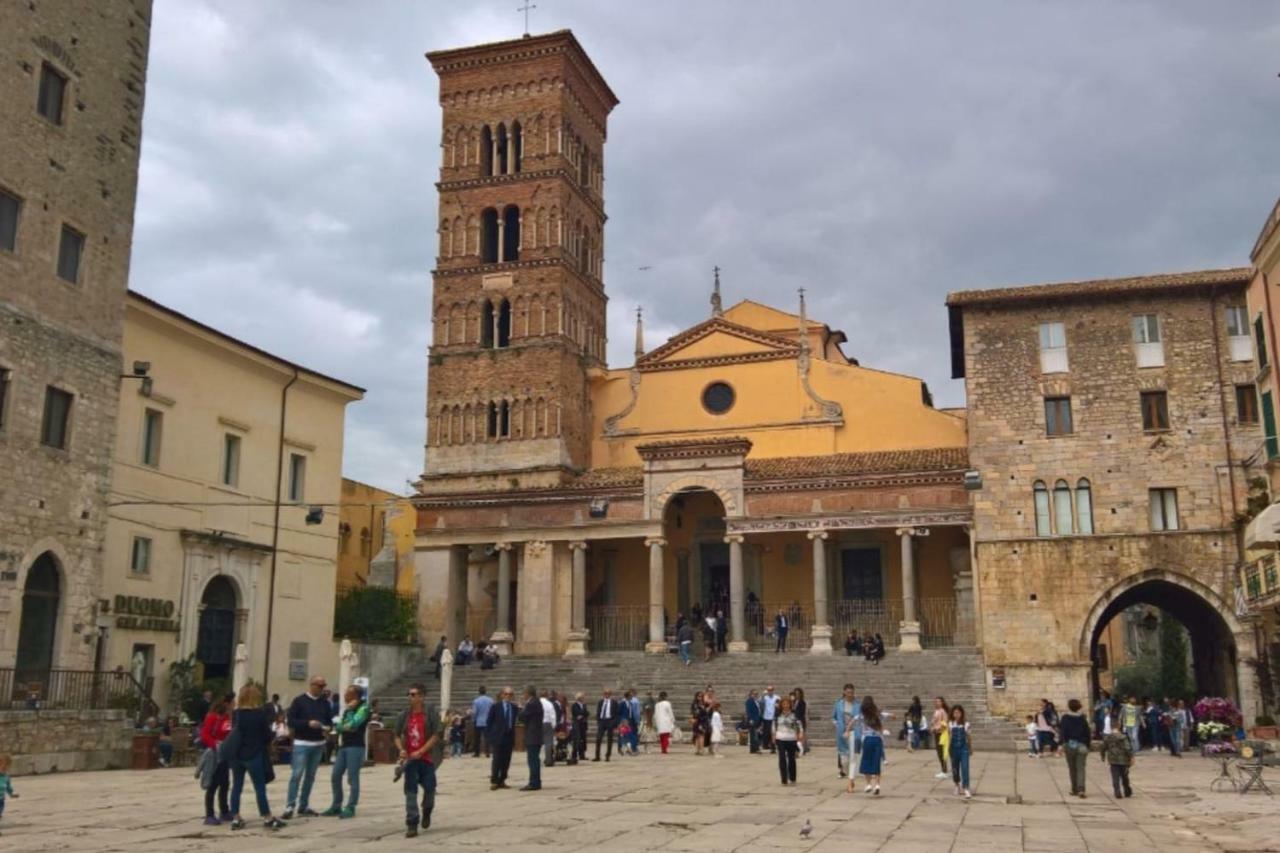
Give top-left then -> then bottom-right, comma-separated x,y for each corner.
102,595 -> 180,632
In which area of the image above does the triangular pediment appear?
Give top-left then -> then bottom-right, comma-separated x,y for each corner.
637,318 -> 799,372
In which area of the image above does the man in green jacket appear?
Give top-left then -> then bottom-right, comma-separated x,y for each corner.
394,683 -> 444,837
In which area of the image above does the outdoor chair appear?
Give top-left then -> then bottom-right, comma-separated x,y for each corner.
1236,741 -> 1275,796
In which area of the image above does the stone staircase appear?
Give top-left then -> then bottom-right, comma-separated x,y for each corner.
379,648 -> 1017,750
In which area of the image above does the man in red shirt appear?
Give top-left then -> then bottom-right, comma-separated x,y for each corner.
394,683 -> 443,838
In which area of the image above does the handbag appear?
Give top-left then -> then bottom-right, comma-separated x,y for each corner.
217,724 -> 242,764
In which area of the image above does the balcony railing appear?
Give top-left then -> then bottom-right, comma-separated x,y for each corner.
1,668 -> 150,715
1242,554 -> 1280,607
586,604 -> 650,651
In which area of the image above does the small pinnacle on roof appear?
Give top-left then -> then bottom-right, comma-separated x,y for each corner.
634,306 -> 645,359
711,266 -> 724,318
798,287 -> 809,352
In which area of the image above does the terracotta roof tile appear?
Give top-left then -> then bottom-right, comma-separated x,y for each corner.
746,447 -> 968,480
946,267 -> 1252,307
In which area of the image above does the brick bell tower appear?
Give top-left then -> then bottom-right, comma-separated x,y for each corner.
423,31 -> 618,491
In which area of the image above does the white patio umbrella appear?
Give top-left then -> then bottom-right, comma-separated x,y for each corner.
439,648 -> 454,723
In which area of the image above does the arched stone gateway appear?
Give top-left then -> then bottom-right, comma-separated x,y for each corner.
1079,569 -> 1258,717
196,576 -> 240,681
15,552 -> 62,687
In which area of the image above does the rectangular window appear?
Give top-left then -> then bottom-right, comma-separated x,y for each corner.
1257,315 -> 1270,369
222,433 -> 241,487
57,224 -> 84,283
1264,391 -> 1278,459
288,453 -> 306,502
0,367 -> 10,431
1140,390 -> 1170,431
1038,321 -> 1068,373
37,63 -> 67,125
1133,314 -> 1164,367
40,385 -> 73,449
1044,396 -> 1073,436
1226,306 -> 1253,362
140,408 -> 163,467
1149,488 -> 1179,531
1237,384 -> 1259,425
130,536 -> 152,574
0,189 -> 19,252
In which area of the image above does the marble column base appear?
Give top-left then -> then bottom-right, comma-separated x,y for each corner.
563,629 -> 589,657
809,624 -> 834,655
490,630 -> 514,657
898,621 -> 922,652
728,640 -> 750,654
644,640 -> 668,655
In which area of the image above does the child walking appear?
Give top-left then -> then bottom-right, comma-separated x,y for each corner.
638,706 -> 657,754
850,695 -> 888,795
0,753 -> 16,832
1101,715 -> 1134,799
949,705 -> 972,799
1025,715 -> 1039,757
448,714 -> 465,758
709,704 -> 724,757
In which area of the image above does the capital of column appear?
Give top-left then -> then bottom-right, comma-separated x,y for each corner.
494,542 -> 514,552
723,534 -> 745,545
568,540 -> 588,551
806,530 -> 829,541
894,527 -> 931,538
643,537 -> 667,548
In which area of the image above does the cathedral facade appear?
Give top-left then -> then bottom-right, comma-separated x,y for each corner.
414,31 -> 973,660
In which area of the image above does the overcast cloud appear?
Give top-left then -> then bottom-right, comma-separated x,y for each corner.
131,1 -> 1280,493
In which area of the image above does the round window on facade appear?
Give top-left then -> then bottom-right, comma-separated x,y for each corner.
702,381 -> 735,415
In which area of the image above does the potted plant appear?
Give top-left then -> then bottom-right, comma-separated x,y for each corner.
1250,714 -> 1278,741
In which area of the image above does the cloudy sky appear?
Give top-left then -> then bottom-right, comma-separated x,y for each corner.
132,1 -> 1280,493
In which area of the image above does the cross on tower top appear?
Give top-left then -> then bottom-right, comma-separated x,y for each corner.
518,2 -> 537,37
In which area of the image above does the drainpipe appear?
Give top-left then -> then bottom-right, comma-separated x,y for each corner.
1264,272 -> 1280,502
1211,290 -> 1240,524
263,368 -> 299,691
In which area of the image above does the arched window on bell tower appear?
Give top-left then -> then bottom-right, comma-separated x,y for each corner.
496,123 -> 509,175
497,298 -> 511,348
480,125 -> 493,176
480,208 -> 499,263
511,120 -> 523,173
481,300 -> 495,348
502,205 -> 520,262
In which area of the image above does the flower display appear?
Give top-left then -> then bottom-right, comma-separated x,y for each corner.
1193,697 -> 1243,728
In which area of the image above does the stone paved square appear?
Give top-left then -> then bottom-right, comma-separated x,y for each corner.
2,747 -> 1277,851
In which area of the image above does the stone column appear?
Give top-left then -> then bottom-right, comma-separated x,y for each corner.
491,543 -> 514,656
497,218 -> 506,263
896,527 -> 929,652
565,541 -> 589,657
491,134 -> 499,175
445,544 -> 470,654
808,530 -> 833,654
644,537 -> 667,654
725,534 -> 748,653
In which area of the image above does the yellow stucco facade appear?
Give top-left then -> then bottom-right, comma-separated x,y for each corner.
337,477 -> 416,594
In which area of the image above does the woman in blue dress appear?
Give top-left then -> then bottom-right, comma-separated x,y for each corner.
850,695 -> 889,795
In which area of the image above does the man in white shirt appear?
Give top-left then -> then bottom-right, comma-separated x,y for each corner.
761,685 -> 780,754
539,690 -> 557,767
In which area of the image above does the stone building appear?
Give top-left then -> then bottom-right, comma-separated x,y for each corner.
948,268 -> 1263,717
414,32 -> 975,660
0,1 -> 152,686
103,292 -> 363,705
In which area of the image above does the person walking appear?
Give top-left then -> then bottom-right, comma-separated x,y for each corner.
627,690 -> 643,755
1120,696 -> 1141,753
519,685 -> 544,791
198,694 -> 234,825
1035,699 -> 1059,758
948,704 -> 972,799
227,683 -> 286,831
745,689 -> 763,754
1101,714 -> 1134,798
1170,699 -> 1188,758
774,609 -> 789,653
394,683 -> 443,837
851,695 -> 887,795
594,688 -> 619,762
905,696 -> 924,753
323,686 -> 370,818
761,685 -> 780,753
701,614 -> 717,662
773,696 -> 804,784
282,675 -> 331,820
677,620 -> 695,666
538,690 -> 557,767
709,703 -> 724,757
793,688 -> 810,755
1060,698 -> 1092,798
930,697 -> 950,779
691,692 -> 712,756
570,693 -> 589,763
833,684 -> 862,779
487,686 -> 517,790
654,691 -> 676,754
471,687 -> 494,758
715,609 -> 728,653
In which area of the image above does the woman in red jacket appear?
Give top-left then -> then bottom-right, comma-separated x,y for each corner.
200,694 -> 234,825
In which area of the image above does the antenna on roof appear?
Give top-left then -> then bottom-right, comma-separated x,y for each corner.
518,1 -> 537,37
711,266 -> 724,318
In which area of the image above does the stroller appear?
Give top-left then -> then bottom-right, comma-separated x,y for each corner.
553,724 -> 570,764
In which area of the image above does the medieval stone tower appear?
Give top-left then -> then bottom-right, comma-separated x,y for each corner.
423,31 -> 618,491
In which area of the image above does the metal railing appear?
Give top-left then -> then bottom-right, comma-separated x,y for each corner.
746,602 -> 814,650
831,597 -> 963,649
1,668 -> 149,713
1243,555 -> 1280,606
585,604 -> 649,651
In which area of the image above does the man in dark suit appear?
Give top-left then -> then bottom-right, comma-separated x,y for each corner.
486,686 -> 517,790
745,689 -> 763,753
593,687 -> 619,762
570,692 -> 589,764
715,609 -> 728,653
774,609 -> 789,653
518,685 -> 543,791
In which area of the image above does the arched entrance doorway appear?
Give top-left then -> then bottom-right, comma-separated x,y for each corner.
196,577 -> 238,680
1085,575 -> 1240,703
16,553 -> 60,684
664,487 -> 730,620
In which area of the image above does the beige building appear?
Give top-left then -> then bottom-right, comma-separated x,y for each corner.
337,478 -> 415,592
0,1 -> 152,686
949,268 -> 1262,718
103,292 -> 363,705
